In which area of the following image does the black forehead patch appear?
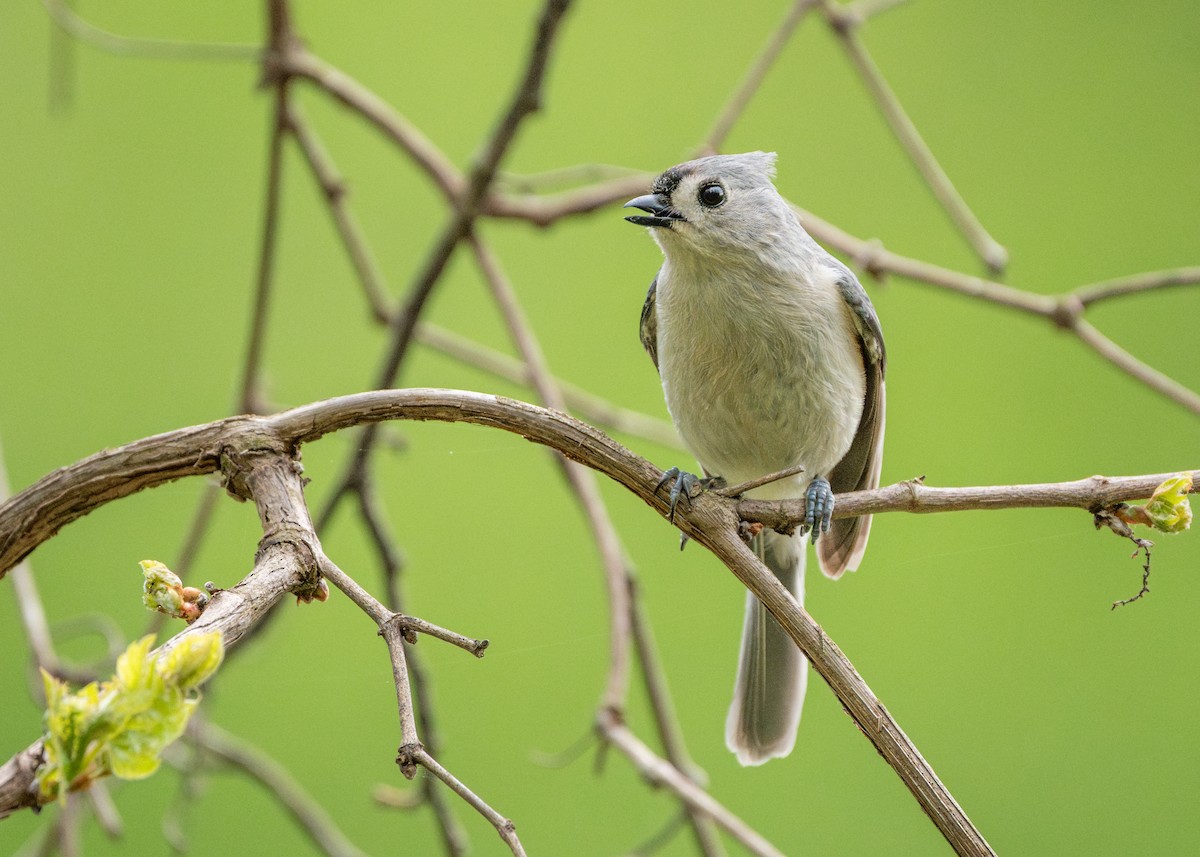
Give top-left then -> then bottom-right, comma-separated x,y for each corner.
652,164 -> 696,197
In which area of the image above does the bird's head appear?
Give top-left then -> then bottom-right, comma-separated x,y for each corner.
624,152 -> 790,257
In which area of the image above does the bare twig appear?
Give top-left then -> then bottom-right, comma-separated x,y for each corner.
628,588 -> 726,857
239,5 -> 293,416
415,321 -> 682,449
356,479 -> 470,856
703,0 -> 819,152
484,172 -> 651,226
598,710 -> 785,857
0,434 -> 85,683
282,50 -> 465,203
1067,318 -> 1200,415
412,748 -> 528,857
716,463 -> 808,497
1074,266 -> 1200,306
173,483 -> 221,579
396,614 -> 489,658
288,102 -> 393,323
190,719 -> 369,857
41,0 -> 259,61
85,783 -> 122,839
318,0 -> 574,528
314,553 -> 511,855
1111,543 -> 1153,609
820,1 -> 1008,271
468,233 -> 632,711
845,0 -> 910,22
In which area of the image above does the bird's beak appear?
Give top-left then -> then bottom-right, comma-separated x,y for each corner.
624,193 -> 685,228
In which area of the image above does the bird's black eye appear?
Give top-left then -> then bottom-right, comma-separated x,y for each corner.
698,183 -> 726,208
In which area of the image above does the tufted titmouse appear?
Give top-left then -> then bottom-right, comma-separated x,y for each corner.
625,152 -> 886,765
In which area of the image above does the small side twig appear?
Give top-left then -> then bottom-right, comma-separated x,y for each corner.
1073,266 -> 1200,307
393,614 -> 489,658
716,463 -> 807,497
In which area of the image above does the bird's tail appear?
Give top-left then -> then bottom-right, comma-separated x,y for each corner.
725,528 -> 807,766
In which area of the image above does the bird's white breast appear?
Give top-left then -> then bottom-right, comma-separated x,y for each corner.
655,253 -> 865,498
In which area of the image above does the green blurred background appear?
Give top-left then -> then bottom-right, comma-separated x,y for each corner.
2,1 -> 1198,855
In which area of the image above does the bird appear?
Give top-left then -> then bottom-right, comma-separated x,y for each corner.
624,152 -> 886,765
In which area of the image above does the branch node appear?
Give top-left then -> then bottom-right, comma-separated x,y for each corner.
396,742 -> 425,780
852,237 -> 890,281
1051,294 -> 1085,330
823,2 -> 864,34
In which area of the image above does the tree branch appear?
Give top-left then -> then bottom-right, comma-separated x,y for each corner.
4,389 -> 1188,852
739,471 -> 1199,531
189,719 -> 369,857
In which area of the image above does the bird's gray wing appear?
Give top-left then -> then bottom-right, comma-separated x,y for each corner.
819,265 -> 886,578
639,273 -> 660,372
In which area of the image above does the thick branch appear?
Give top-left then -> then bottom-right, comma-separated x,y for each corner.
3,389 -> 1186,850
0,447 -> 319,816
3,392 -> 1187,581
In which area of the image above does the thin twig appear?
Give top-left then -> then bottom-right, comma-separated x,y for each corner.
1074,266 -> 1200,306
484,173 -> 651,227
318,0 -> 574,528
1112,543 -> 1153,609
316,557 -> 423,774
628,589 -> 726,857
189,719 -> 369,857
598,711 -> 785,857
468,232 -> 632,710
288,101 -> 393,323
703,0 -> 819,152
1068,318 -> 1200,415
356,480 -> 470,856
414,748 -> 528,857
396,614 -> 489,658
41,0 -> 259,61
716,463 -> 808,497
495,163 -> 645,193
820,1 -> 1007,272
415,321 -> 683,449
85,783 -> 122,839
0,434 -> 75,682
283,50 -> 465,204
845,0 -> 910,21
239,8 -> 292,415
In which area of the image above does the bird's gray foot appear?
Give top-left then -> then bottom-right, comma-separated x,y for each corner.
803,476 -> 834,544
655,467 -> 722,524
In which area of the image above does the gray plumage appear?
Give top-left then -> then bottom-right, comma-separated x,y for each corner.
626,152 -> 885,765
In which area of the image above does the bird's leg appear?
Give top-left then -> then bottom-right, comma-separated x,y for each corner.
655,467 -> 724,524
802,475 -> 834,544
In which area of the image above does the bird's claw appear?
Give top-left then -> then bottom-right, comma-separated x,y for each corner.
655,467 -> 711,524
803,476 -> 834,544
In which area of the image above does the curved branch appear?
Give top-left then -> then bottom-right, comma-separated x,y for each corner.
3,390 -> 1187,581
3,388 -> 1188,853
